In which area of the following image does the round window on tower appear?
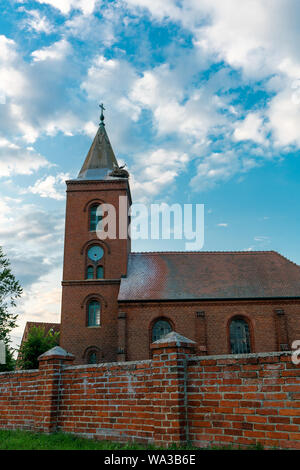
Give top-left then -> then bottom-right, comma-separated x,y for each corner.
87,245 -> 104,262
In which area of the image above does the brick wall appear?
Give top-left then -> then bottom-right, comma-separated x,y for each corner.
188,353 -> 300,449
0,334 -> 300,449
122,300 -> 300,361
0,369 -> 39,431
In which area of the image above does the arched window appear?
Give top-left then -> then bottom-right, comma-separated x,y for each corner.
85,244 -> 105,280
230,318 -> 251,354
90,205 -> 103,232
88,300 -> 101,327
87,351 -> 97,364
86,266 -> 94,279
96,266 -> 104,279
152,319 -> 172,342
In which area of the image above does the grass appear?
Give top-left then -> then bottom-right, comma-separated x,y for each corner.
0,430 -> 197,450
0,429 -> 265,450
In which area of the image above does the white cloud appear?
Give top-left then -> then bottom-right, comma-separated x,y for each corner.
20,8 -> 54,34
0,35 -> 18,62
24,173 -> 70,200
131,148 -> 188,201
0,34 -> 85,145
190,150 -> 259,191
124,0 -> 300,151
81,55 -> 138,100
233,113 -> 267,145
0,36 -> 27,102
254,236 -> 270,243
125,0 -> 300,80
267,86 -> 300,147
0,142 -> 48,177
217,223 -> 228,227
65,11 -> 115,44
83,120 -> 98,138
35,0 -> 97,15
124,0 -> 182,22
31,39 -> 71,62
129,63 -> 226,141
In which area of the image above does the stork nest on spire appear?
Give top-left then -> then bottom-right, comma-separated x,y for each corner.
109,163 -> 129,178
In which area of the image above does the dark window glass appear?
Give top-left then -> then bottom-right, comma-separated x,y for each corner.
86,266 -> 94,279
90,205 -> 103,232
87,351 -> 97,364
230,318 -> 251,354
152,320 -> 172,342
88,301 -> 100,326
96,266 -> 104,279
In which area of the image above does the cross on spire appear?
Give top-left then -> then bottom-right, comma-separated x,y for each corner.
99,103 -> 105,125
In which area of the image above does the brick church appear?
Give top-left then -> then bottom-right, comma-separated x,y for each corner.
21,109 -> 300,365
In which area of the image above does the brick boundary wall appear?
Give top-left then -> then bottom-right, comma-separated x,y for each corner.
0,332 -> 299,449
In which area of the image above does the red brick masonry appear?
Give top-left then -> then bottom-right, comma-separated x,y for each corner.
0,332 -> 299,449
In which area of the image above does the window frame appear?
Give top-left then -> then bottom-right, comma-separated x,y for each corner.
89,204 -> 103,232
96,265 -> 104,279
84,242 -> 105,280
83,346 -> 101,364
87,300 -> 101,327
228,316 -> 253,355
86,265 -> 94,279
87,351 -> 97,364
150,317 -> 174,343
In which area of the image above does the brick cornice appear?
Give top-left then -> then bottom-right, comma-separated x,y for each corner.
65,181 -> 132,204
66,179 -> 130,185
62,279 -> 121,286
118,298 -> 300,308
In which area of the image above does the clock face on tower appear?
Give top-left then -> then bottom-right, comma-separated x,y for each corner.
87,245 -> 104,261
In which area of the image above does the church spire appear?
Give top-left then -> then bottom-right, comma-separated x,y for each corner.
78,104 -> 119,180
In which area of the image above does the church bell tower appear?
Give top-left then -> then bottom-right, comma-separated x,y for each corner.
60,106 -> 131,364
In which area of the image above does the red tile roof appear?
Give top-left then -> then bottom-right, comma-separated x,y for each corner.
118,251 -> 300,301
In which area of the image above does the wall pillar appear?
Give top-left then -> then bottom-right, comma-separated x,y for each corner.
35,346 -> 74,433
117,311 -> 127,361
274,309 -> 290,351
195,310 -> 208,354
150,332 -> 196,447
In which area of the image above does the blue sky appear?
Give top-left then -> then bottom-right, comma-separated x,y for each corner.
0,0 -> 299,348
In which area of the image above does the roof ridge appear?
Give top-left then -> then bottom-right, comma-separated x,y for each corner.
273,251 -> 300,268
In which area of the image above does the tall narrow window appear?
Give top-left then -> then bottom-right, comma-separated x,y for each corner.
90,205 -> 103,232
96,266 -> 104,279
88,300 -> 101,327
230,318 -> 251,354
152,319 -> 172,342
86,266 -> 94,279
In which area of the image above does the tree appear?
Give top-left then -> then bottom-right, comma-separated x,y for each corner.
0,246 -> 22,372
18,325 -> 60,370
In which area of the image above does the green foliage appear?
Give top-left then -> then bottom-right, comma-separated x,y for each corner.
18,325 -> 60,370
0,246 -> 22,372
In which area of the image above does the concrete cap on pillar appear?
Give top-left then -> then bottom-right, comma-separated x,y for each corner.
38,346 -> 75,362
151,331 -> 196,350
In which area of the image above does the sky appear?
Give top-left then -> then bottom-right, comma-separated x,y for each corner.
0,0 -> 299,350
